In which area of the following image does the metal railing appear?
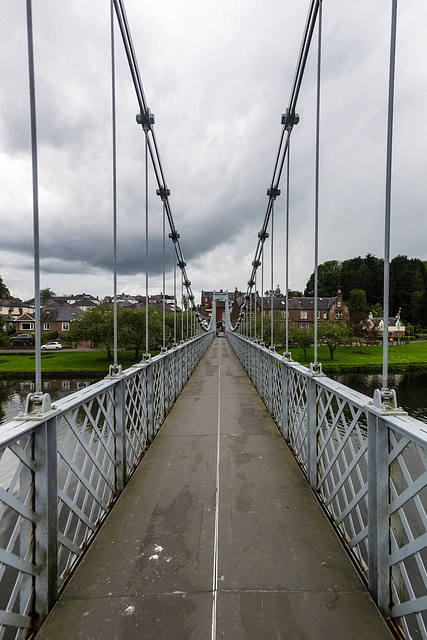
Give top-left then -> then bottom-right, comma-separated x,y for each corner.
227,330 -> 427,640
0,331 -> 213,640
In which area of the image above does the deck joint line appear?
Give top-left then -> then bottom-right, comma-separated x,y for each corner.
211,341 -> 221,640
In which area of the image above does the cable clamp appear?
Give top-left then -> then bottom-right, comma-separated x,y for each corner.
136,108 -> 155,131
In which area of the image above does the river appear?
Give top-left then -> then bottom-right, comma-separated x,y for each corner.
0,377 -> 103,426
335,371 -> 427,424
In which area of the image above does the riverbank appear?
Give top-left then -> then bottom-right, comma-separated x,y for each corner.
280,341 -> 427,374
2,343 -> 427,377
0,349 -> 141,378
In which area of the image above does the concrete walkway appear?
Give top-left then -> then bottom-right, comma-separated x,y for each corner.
36,338 -> 394,640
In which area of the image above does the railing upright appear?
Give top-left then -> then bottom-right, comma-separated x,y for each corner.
306,374 -> 317,489
146,364 -> 154,442
281,361 -> 289,440
114,377 -> 126,492
34,415 -> 59,616
367,412 -> 391,618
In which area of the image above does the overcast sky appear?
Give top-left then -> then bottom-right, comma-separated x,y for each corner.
1,1 -> 427,304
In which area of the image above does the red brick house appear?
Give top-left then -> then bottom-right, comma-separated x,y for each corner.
241,290 -> 349,329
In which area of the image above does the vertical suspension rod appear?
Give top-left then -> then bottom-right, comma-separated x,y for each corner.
270,203 -> 274,349
26,0 -> 41,393
382,0 -> 398,392
145,132 -> 149,356
111,0 -> 118,367
285,137 -> 291,356
313,0 -> 322,367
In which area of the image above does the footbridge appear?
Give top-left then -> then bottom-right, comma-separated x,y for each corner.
2,1 -> 427,639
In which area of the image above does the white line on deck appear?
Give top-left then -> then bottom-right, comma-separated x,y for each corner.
211,341 -> 221,640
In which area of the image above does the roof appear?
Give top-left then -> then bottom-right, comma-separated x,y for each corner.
0,297 -> 25,307
40,307 -> 82,322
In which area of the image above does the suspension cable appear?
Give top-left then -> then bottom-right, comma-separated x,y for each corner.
313,0 -> 322,369
285,137 -> 291,357
111,0 -> 119,369
230,1 -> 320,332
162,201 -> 166,350
270,202 -> 274,349
382,0 -> 398,396
26,0 -> 42,394
112,0 -> 205,330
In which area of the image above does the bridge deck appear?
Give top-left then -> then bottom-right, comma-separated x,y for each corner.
36,338 -> 393,640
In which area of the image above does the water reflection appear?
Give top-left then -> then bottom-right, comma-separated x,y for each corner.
335,371 -> 427,424
0,378 -> 102,426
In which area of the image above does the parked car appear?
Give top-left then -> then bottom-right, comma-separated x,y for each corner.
9,334 -> 33,346
41,341 -> 62,351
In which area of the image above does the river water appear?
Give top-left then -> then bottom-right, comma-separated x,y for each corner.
0,377 -> 102,426
335,371 -> 427,424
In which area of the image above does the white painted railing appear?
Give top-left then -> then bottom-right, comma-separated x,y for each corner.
227,330 -> 427,640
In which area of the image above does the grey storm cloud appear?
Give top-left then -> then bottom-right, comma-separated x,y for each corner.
1,0 -> 427,301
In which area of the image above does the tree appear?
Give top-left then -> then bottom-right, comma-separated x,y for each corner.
119,307 -> 163,358
348,312 -> 369,353
0,314 -> 8,346
40,287 -> 56,300
290,326 -> 314,362
347,289 -> 369,315
264,285 -> 283,297
0,276 -> 9,298
304,260 -> 341,297
317,322 -> 352,360
67,304 -> 114,357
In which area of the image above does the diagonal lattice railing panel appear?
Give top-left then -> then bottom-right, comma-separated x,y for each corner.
56,386 -> 116,582
287,368 -> 308,470
124,369 -> 149,473
389,429 -> 427,639
0,434 -> 36,640
153,359 -> 165,434
271,359 -> 282,426
315,384 -> 369,576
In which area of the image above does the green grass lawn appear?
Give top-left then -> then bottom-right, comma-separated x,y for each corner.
279,341 -> 427,373
0,349 -> 143,375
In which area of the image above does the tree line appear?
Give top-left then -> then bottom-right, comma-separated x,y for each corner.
304,254 -> 427,327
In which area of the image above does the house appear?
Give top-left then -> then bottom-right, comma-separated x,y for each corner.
240,290 -> 349,329
11,304 -> 82,339
40,306 -> 82,338
366,312 -> 405,338
0,297 -> 34,330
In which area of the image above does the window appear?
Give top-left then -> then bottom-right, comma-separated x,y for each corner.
20,322 -> 34,330
335,312 -> 342,319
43,323 -> 50,331
337,301 -> 341,307
317,311 -> 320,319
62,322 -> 70,331
323,311 -> 327,319
300,310 -> 307,319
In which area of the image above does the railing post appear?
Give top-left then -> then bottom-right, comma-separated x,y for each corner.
368,411 -> 390,617
146,362 -> 154,443
34,416 -> 58,621
164,353 -> 170,415
306,374 -> 317,488
267,352 -> 273,413
281,360 -> 289,440
114,377 -> 127,492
